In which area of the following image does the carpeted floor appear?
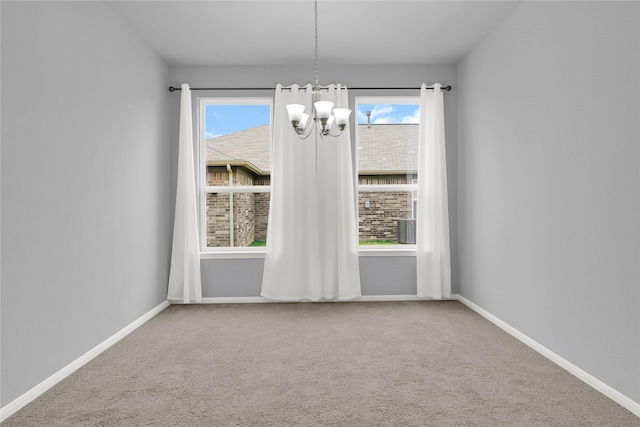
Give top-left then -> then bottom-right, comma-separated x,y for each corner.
3,301 -> 639,426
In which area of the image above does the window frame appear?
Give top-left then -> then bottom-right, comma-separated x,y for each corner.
411,178 -> 418,219
355,96 -> 420,255
197,97 -> 273,256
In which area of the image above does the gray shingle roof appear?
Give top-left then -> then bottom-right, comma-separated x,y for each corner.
206,123 -> 418,174
356,124 -> 418,173
206,125 -> 271,174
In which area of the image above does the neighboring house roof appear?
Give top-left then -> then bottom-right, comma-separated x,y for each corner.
206,123 -> 418,175
206,125 -> 271,174
356,124 -> 418,174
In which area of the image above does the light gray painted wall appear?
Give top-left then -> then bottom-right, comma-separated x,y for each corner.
1,1 -> 171,406
201,257 -> 417,297
168,64 -> 457,297
457,1 -> 639,402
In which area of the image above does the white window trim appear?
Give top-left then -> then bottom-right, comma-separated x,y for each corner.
200,248 -> 266,259
197,97 -> 273,254
355,96 -> 420,254
200,248 -> 416,259
358,247 -> 417,257
411,178 -> 418,219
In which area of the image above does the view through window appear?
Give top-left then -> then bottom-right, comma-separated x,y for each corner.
199,99 -> 272,250
199,97 -> 419,250
356,97 -> 420,246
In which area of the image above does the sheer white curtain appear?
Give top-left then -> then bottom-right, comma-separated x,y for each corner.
416,83 -> 451,299
261,84 -> 361,301
316,84 -> 361,300
167,83 -> 202,303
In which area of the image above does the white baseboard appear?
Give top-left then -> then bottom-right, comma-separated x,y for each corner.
199,296 -> 273,304
355,295 -> 420,301
453,294 -> 640,418
0,300 -> 170,422
192,295 -> 452,304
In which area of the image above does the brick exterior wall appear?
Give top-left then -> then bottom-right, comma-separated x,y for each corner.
254,193 -> 270,241
358,174 -> 416,242
206,166 -> 270,247
358,191 -> 413,241
208,167 -> 230,186
233,192 -> 254,247
206,167 -> 416,246
206,193 -> 231,247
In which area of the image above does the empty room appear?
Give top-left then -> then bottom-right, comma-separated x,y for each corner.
1,0 -> 639,425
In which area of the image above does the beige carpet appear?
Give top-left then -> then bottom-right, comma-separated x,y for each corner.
3,301 -> 639,426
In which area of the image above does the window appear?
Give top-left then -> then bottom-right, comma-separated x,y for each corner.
198,98 -> 272,252
356,97 -> 420,248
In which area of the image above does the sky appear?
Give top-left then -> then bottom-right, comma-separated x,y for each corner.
205,103 -> 420,139
205,104 -> 271,139
356,104 -> 420,125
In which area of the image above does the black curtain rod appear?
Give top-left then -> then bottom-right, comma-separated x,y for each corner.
168,85 -> 452,92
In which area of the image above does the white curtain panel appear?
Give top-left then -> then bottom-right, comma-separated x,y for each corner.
315,84 -> 361,300
416,83 -> 451,299
261,84 -> 361,301
167,83 -> 202,303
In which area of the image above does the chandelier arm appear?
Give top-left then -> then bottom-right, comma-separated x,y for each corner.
295,126 -> 315,139
321,129 -> 345,138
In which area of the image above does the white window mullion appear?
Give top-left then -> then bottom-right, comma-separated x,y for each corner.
203,185 -> 272,194
357,184 -> 417,193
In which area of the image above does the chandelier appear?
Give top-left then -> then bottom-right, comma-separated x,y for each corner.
285,1 -> 352,139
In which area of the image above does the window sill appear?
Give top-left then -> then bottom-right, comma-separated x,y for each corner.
358,246 -> 417,257
200,246 -> 417,260
200,250 -> 266,260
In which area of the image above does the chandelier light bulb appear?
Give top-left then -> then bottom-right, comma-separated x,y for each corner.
298,113 -> 310,130
314,101 -> 334,120
326,115 -> 335,131
333,108 -> 352,126
286,104 -> 305,123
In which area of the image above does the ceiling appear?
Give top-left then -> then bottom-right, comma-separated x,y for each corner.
106,1 -> 521,66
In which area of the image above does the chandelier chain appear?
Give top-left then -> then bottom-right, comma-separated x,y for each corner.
314,0 -> 319,87
284,0 -> 351,140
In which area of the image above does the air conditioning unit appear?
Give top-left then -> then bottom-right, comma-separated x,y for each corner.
397,219 -> 416,244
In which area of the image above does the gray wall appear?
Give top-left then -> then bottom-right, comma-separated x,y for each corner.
169,64 -> 457,297
1,1 -> 171,406
457,1 -> 639,402
201,256 -> 418,297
